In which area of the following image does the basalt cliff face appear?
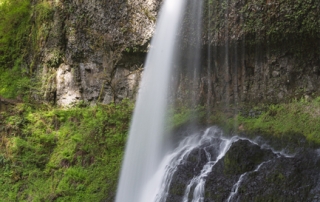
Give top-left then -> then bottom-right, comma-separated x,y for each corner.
27,0 -> 320,107
31,0 -> 160,106
174,0 -> 320,107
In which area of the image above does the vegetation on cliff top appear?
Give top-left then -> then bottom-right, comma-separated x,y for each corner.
205,0 -> 320,44
0,0 -> 31,99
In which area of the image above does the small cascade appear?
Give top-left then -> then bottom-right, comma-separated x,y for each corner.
154,127 -> 237,201
155,127 -> 223,202
226,173 -> 245,202
226,160 -> 271,202
150,126 -> 293,202
114,0 -> 313,201
182,136 -> 236,202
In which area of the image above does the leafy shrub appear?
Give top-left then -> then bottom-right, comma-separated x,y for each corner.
0,0 -> 31,67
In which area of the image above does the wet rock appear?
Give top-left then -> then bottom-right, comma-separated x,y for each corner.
166,136 -> 320,202
204,140 -> 277,201
166,148 -> 208,202
222,140 -> 276,175
235,150 -> 320,201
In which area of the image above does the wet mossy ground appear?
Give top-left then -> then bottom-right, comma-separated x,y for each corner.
0,100 -> 133,201
205,96 -> 320,150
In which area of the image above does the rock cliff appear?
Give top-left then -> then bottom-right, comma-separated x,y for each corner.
28,0 -> 320,108
173,0 -> 320,107
32,0 -> 160,106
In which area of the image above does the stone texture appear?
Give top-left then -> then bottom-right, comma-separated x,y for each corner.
33,0 -> 160,106
30,0 -> 320,108
172,44 -> 320,107
56,63 -> 81,106
167,137 -> 320,202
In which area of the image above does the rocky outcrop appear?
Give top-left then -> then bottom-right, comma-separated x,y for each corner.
167,136 -> 320,201
33,0 -> 160,106
234,149 -> 320,201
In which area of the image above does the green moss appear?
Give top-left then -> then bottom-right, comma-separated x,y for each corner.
267,172 -> 285,184
169,182 -> 186,196
0,60 -> 31,99
237,97 -> 320,144
0,0 -> 56,99
168,105 -> 206,129
205,0 -> 320,44
0,99 -> 134,201
0,0 -> 31,68
208,97 -> 320,146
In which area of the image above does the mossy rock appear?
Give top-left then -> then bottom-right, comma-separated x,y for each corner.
223,139 -> 276,175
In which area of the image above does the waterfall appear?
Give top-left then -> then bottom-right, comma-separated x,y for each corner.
114,0 -> 320,201
141,126 -> 292,202
155,127 -> 231,202
115,0 -> 187,201
182,132 -> 236,202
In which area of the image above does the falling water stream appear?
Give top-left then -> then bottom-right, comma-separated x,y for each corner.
116,0 -> 296,201
115,0 -> 188,201
151,127 -> 293,202
226,160 -> 271,202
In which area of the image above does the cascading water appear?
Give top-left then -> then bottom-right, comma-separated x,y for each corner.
116,0 -> 279,201
115,0 -> 315,201
155,127 -> 230,202
115,0 -> 188,201
226,160 -> 271,202
182,130 -> 235,202
146,126 -> 293,202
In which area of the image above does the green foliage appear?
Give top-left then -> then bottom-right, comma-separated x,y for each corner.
0,0 -> 55,98
0,0 -> 33,99
34,1 -> 54,22
0,99 -> 134,201
0,59 -> 31,99
237,97 -> 320,144
31,1 -> 54,56
209,112 -> 237,134
0,0 -> 31,67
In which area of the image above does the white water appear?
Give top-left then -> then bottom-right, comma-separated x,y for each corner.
147,126 -> 293,202
226,160 -> 271,202
115,0 -> 187,201
146,126 -> 238,202
182,135 -> 237,202
156,127 -> 227,202
114,0 -> 293,201
154,129 -> 213,202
